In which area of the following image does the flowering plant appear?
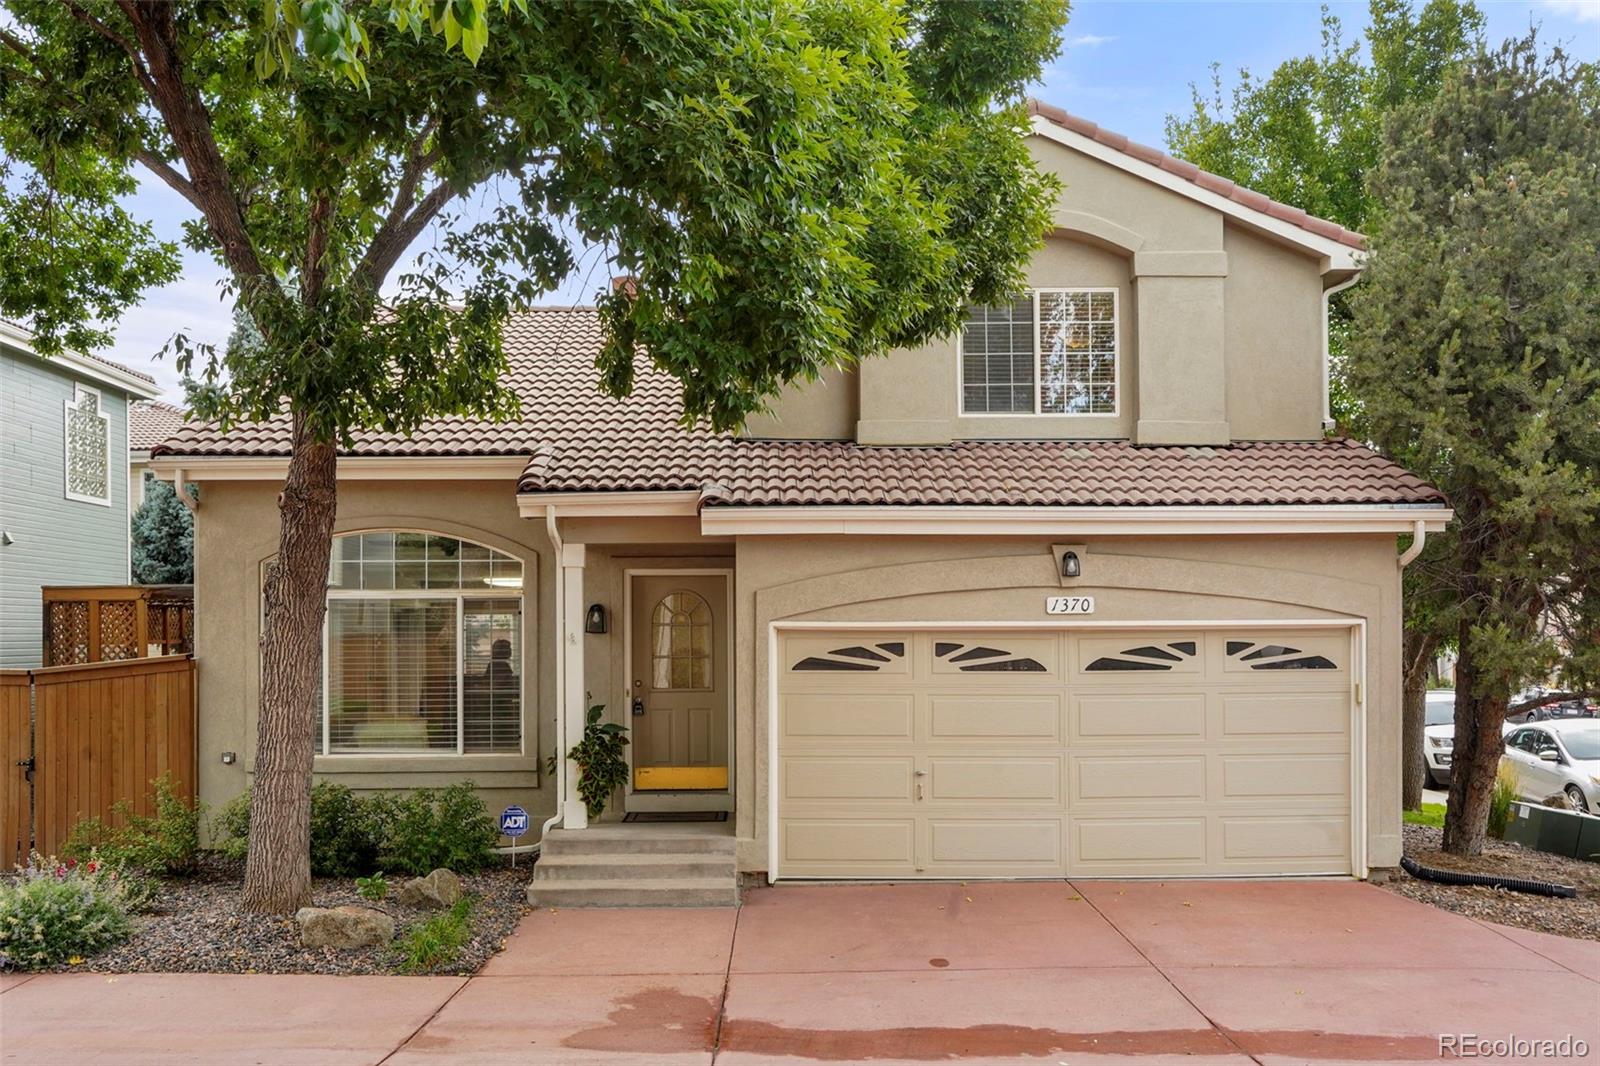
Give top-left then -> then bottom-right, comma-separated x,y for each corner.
0,852 -> 133,970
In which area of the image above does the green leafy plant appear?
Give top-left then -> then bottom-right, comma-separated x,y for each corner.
0,854 -> 133,970
63,774 -> 200,876
1487,764 -> 1519,840
375,782 -> 498,876
213,782 -> 385,877
568,705 -> 629,820
356,873 -> 388,901
392,897 -> 474,974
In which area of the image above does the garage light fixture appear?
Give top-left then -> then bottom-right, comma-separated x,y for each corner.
1061,551 -> 1082,579
585,603 -> 609,634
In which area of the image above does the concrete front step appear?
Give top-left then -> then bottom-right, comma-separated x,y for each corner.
526,877 -> 738,908
534,852 -> 735,882
540,826 -> 736,857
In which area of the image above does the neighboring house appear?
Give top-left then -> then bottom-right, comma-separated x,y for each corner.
0,320 -> 162,667
129,400 -> 186,512
151,102 -> 1451,885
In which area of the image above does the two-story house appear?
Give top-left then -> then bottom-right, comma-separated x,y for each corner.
0,320 -> 162,667
151,103 -> 1450,897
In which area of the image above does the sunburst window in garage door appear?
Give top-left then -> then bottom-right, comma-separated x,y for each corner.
932,641 -> 1046,672
1085,640 -> 1198,671
1226,640 -> 1338,670
793,642 -> 908,671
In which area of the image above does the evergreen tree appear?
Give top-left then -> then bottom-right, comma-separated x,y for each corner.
131,478 -> 194,585
1347,34 -> 1600,854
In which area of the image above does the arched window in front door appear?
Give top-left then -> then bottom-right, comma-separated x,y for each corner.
651,590 -> 712,690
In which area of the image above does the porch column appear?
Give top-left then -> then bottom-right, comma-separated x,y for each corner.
560,542 -> 588,829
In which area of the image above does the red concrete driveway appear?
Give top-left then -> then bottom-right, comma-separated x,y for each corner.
2,881 -> 1596,1064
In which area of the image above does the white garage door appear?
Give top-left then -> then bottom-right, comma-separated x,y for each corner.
775,628 -> 1355,878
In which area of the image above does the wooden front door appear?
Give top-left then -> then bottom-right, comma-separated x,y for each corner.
630,574 -> 730,791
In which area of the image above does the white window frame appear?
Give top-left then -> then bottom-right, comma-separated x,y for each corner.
318,531 -> 525,758
956,287 -> 1120,418
63,383 -> 113,506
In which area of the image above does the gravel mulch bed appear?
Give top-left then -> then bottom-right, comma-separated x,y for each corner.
1381,823 -> 1600,942
48,853 -> 529,976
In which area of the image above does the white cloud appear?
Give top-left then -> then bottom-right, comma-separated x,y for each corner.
1066,34 -> 1117,48
1541,0 -> 1600,22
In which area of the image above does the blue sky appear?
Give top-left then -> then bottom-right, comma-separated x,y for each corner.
100,0 -> 1600,401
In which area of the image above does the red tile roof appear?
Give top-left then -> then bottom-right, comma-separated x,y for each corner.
155,308 -> 1442,508
129,400 -> 186,451
1027,100 -> 1366,252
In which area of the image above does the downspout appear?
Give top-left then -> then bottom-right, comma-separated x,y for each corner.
1322,275 -> 1361,432
537,504 -> 566,846
1397,519 -> 1427,568
173,468 -> 198,513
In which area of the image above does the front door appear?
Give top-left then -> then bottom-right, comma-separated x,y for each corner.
629,574 -> 729,791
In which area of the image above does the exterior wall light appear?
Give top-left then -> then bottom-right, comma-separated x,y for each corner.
1061,551 -> 1082,579
584,604 -> 609,634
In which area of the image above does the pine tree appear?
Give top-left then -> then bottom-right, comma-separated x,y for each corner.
131,478 -> 194,585
1346,34 -> 1600,854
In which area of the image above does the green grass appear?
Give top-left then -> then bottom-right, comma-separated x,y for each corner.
1404,803 -> 1446,828
392,897 -> 474,974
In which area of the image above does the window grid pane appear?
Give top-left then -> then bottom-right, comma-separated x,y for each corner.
65,388 -> 109,500
650,591 -> 713,691
1040,290 -> 1117,414
959,298 -> 1036,413
329,532 -> 521,591
462,598 -> 522,754
326,599 -> 459,753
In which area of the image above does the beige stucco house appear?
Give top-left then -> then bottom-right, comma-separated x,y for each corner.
150,102 -> 1450,891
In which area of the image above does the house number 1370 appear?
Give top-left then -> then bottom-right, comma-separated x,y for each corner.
1045,595 -> 1095,615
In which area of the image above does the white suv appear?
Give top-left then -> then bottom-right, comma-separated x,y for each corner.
1421,690 -> 1456,787
1500,720 -> 1600,813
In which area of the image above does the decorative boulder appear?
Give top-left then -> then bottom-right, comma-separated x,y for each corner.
296,905 -> 394,948
397,868 -> 464,908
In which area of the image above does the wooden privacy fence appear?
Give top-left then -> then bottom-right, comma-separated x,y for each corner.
0,656 -> 196,867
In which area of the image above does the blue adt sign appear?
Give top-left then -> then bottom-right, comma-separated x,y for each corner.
499,804 -> 529,839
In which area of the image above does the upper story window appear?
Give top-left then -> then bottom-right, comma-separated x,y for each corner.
64,384 -> 111,505
319,532 -> 524,756
960,289 -> 1118,416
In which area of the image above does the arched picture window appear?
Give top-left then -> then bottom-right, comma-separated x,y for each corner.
651,590 -> 712,690
316,531 -> 524,756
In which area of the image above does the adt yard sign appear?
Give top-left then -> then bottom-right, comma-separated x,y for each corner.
500,804 -> 530,867
500,805 -> 529,838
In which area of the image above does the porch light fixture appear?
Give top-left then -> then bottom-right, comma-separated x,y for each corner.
585,603 -> 609,634
1061,551 -> 1082,579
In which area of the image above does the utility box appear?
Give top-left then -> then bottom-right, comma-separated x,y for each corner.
1504,801 -> 1597,860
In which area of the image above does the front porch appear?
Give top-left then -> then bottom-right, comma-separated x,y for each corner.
527,822 -> 739,908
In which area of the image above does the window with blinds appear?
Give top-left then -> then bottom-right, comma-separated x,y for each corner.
959,289 -> 1118,416
318,532 -> 524,756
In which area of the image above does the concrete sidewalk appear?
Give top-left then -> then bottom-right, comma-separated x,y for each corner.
2,881 -> 1596,1064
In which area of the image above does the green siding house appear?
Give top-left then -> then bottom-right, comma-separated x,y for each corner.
0,320 -> 162,667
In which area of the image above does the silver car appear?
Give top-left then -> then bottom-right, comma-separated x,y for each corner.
1500,720 -> 1600,813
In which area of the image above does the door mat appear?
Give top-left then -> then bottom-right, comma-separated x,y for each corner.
622,811 -> 729,823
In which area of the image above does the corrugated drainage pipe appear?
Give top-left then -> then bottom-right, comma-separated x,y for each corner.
1399,855 -> 1577,898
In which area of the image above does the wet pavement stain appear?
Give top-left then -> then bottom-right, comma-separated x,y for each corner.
928,958 -> 950,968
561,987 -> 721,1054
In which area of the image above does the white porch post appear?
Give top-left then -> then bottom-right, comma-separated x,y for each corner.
560,542 -> 588,828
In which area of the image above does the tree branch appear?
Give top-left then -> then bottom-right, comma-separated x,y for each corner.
1509,690 -> 1600,715
301,191 -> 333,305
353,180 -> 459,294
61,0 -> 157,96
120,1 -> 266,285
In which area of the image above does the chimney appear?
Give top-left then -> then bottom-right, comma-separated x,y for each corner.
611,275 -> 638,298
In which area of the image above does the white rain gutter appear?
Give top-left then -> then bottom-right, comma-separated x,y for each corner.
1397,518 -> 1428,569
537,504 -> 566,846
1322,275 -> 1361,431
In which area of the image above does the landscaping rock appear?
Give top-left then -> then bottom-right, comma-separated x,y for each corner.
397,868 -> 463,908
296,905 -> 394,948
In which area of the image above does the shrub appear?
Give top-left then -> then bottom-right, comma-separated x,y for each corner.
63,774 -> 200,876
0,855 -> 133,970
356,873 -> 388,901
376,782 -> 497,876
568,705 -> 629,819
393,897 -> 474,974
211,791 -> 250,862
1488,764 -> 1519,839
213,782 -> 385,876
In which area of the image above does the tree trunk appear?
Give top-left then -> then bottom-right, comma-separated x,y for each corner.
241,416 -> 337,913
1401,629 -> 1439,810
1441,622 -> 1509,856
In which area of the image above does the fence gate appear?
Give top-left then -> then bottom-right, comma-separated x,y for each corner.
0,656 -> 196,867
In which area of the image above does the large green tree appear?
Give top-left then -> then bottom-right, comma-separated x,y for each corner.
132,477 -> 195,584
1346,34 -> 1600,854
1164,0 -> 1484,811
0,0 -> 1066,910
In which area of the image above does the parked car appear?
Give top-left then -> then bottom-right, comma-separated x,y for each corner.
1500,720 -> 1600,813
1422,690 -> 1456,787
